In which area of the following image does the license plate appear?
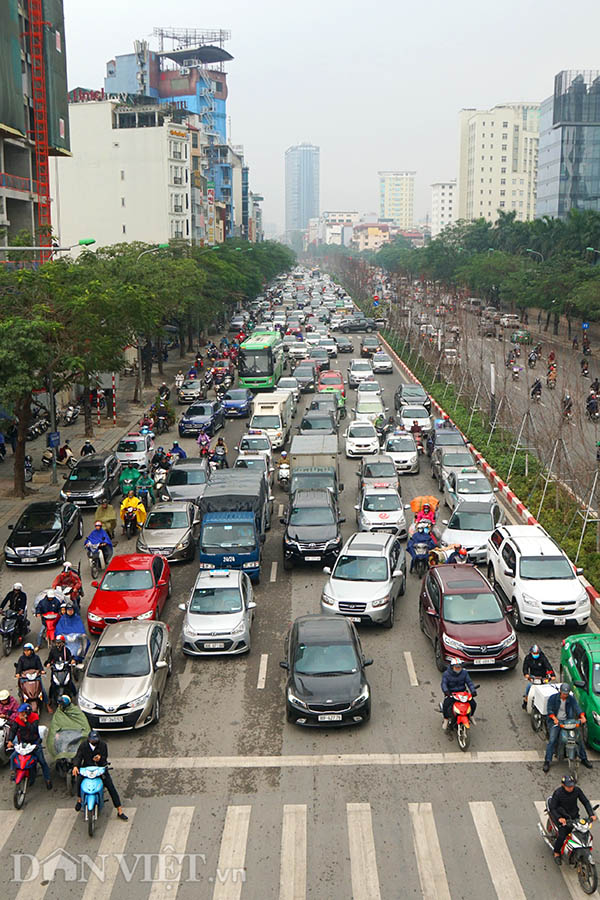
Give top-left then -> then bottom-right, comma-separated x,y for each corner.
318,714 -> 342,722
22,557 -> 37,563
99,715 -> 123,723
347,616 -> 361,623
204,642 -> 225,649
473,658 -> 495,665
305,555 -> 321,561
75,500 -> 87,506
555,617 -> 566,626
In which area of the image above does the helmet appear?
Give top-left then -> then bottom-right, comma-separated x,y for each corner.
18,703 -> 31,714
423,503 -> 430,512
173,441 -> 179,446
63,561 -> 72,571
64,601 -> 75,611
450,658 -> 463,668
158,446 -> 164,453
458,547 -> 467,559
84,439 -> 91,444
58,695 -> 71,709
88,730 -> 100,745
416,521 -> 427,531
0,690 -> 10,702
13,583 -> 23,591
413,420 -> 418,426
94,520 -> 102,527
562,775 -> 576,787
55,635 -> 65,642
281,451 -> 287,458
530,644 -> 540,658
559,682 -> 570,695
23,642 -> 34,651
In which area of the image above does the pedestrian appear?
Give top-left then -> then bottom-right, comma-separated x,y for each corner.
537,311 -> 542,326
573,336 -> 579,351
524,312 -> 529,325
0,432 -> 5,459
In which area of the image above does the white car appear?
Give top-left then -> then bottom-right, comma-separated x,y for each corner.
288,342 -> 309,362
235,430 -> 273,469
348,359 -> 374,388
398,405 -> 432,434
276,376 -> 301,405
372,352 -> 393,374
115,431 -> 154,470
499,314 -> 520,328
356,381 -> 383,399
233,453 -> 274,488
353,397 -> 386,425
344,422 -> 380,457
442,466 -> 497,511
179,568 -> 256,656
438,500 -> 503,565
383,432 -> 420,474
355,487 -> 407,537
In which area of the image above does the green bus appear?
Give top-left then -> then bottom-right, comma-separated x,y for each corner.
238,332 -> 285,390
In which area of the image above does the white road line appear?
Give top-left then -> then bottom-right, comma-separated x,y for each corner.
408,803 -> 451,900
278,503 -> 284,517
346,803 -> 381,900
279,804 -> 307,900
148,806 -> 195,900
403,650 -> 419,686
270,561 -> 278,582
257,653 -> 268,689
0,810 -> 21,856
534,801 -> 581,900
82,808 -> 136,900
470,801 -> 526,900
16,808 -> 76,900
213,805 -> 251,900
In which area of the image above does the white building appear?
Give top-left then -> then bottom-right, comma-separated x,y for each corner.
50,99 -> 192,251
457,103 -> 539,223
378,171 -> 415,227
430,181 -> 456,237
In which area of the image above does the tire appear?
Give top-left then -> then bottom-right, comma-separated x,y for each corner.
88,807 -> 96,838
366,327 -> 373,333
487,564 -> 496,586
531,708 -> 543,733
153,695 -> 160,725
283,556 -> 293,571
382,600 -> 395,630
167,652 -> 172,678
77,518 -> 83,539
568,755 -> 579,779
91,558 -> 100,581
13,780 -> 27,810
59,543 -> 66,564
457,722 -> 471,751
578,859 -> 598,895
511,602 -> 525,632
434,640 -> 445,672
3,636 -> 11,657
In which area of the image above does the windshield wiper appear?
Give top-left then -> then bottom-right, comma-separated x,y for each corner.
315,669 -> 357,676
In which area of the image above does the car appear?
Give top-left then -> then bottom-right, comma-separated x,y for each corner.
136,501 -> 199,562
161,459 -> 209,504
321,532 -> 405,627
178,400 -> 225,437
372,352 -> 393,374
348,359 -> 374,388
428,427 -> 467,456
398,404 -> 433,434
443,348 -> 460,365
229,316 -> 246,332
235,429 -> 273,468
357,453 -> 400,493
280,615 -> 372,726
335,335 -> 354,353
281,489 -> 344,569
318,370 -> 345,396
560,634 -> 600,751
233,453 -> 274,488
305,332 -> 322,347
430,447 -> 475,490
353,396 -> 386,426
340,317 -> 376,333
298,409 -> 337,435
486,524 -> 590,630
500,313 -> 520,328
4,501 -> 83,567
115,432 -> 154,470
356,380 -> 383,399
179,568 -> 256,656
277,376 -> 301,404
220,388 -> 254,418
293,362 -> 317,392
437,500 -> 504,565
59,452 -> 121,506
177,378 -> 206,405
442,467 -> 497,511
394,383 -> 431,413
288,342 -> 309,362
86,553 -> 172,635
419,563 -> 518,672
78,620 -> 171,730
309,394 -> 341,425
320,339 -> 338,359
360,336 -> 381,357
355,487 -> 407,537
344,422 -> 380,457
510,329 -> 532,345
383,432 -> 419,474
307,347 -> 330,372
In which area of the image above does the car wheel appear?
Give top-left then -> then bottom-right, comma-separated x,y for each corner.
487,564 -> 496,586
166,651 -> 172,677
286,704 -> 295,723
434,639 -> 445,672
76,517 -> 83,539
167,576 -> 172,599
398,573 -> 406,597
153,695 -> 160,725
366,327 -> 373,333
187,543 -> 195,562
283,556 -> 293,571
59,543 -> 66,564
362,700 -> 371,723
419,603 -> 426,633
511,602 -> 525,632
382,600 -> 395,629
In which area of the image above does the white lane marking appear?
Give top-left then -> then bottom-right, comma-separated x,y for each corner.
82,809 -> 136,900
270,561 -> 278,582
534,801 -> 581,900
408,802 -> 451,900
0,810 -> 21,856
403,650 -> 419,686
278,503 -> 284,517
257,653 -> 268,689
148,806 -> 195,900
212,805 -> 251,900
16,808 -> 76,900
347,803 -> 381,900
279,804 -> 307,900
470,801 -> 526,899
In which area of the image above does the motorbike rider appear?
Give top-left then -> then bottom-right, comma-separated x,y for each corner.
211,436 -> 229,468
1,583 -> 28,641
151,446 -> 169,469
135,467 -> 156,504
120,490 -> 147,531
415,502 -> 436,527
548,350 -> 556,366
169,440 -> 187,460
34,590 -> 61,648
7,703 -> 52,789
542,683 -> 592,772
528,349 -> 537,367
407,522 -> 437,572
441,659 -> 477,730
581,359 -> 590,377
158,382 -> 170,402
562,392 -> 573,417
587,392 -> 599,418
56,601 -> 89,662
548,775 -> 596,865
522,644 -> 555,708
0,689 -> 19,723
197,427 -> 211,454
591,378 -> 600,394
57,440 -> 72,463
52,562 -> 83,610
84,521 -> 114,567
72,731 -> 128,821
14,643 -> 49,708
45,634 -> 73,669
94,499 -> 117,539
119,463 -> 141,495
80,439 -> 96,456
410,420 -> 423,442
531,378 -> 542,400
547,366 -> 557,386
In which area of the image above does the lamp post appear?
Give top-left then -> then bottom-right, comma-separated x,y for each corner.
586,247 -> 600,258
136,243 -> 169,263
134,244 -> 169,400
0,238 -> 96,253
525,249 -> 544,262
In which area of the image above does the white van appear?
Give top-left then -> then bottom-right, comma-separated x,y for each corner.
248,391 -> 294,449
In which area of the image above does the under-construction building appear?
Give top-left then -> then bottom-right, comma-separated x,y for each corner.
0,0 -> 70,250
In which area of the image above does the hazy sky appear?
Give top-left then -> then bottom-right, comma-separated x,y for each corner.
64,0 -> 600,232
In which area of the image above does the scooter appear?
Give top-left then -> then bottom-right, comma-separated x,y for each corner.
12,729 -> 48,810
175,373 -> 184,389
41,610 -> 60,647
277,461 -> 290,491
49,660 -> 76,707
539,802 -> 599,894
136,485 -> 153,511
439,686 -> 478,751
411,543 -> 430,578
63,633 -> 89,682
511,365 -> 521,382
154,413 -> 169,435
0,609 -> 28,656
17,670 -> 44,715
209,446 -> 227,472
0,716 -> 10,766
122,507 -> 139,540
61,405 -> 81,426
86,543 -> 106,581
42,447 -> 76,469
24,455 -> 34,482
79,765 -> 107,837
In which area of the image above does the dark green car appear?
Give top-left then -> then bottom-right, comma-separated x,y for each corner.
560,633 -> 600,751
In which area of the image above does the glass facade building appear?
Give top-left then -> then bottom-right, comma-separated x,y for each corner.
285,143 -> 320,238
537,70 -> 600,218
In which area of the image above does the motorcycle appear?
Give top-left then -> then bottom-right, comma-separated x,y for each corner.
532,390 -> 542,404
79,765 -> 107,837
511,365 -> 521,382
439,686 -> 478,751
587,407 -> 600,423
12,727 -> 48,809
209,446 -> 227,472
61,404 -> 81,426
136,485 -> 153,511
42,447 -> 76,469
528,354 -> 538,369
547,376 -> 557,390
24,455 -> 33,482
86,543 -> 107,580
123,507 -> 139,539
154,413 -> 169,435
0,609 -> 28,656
41,610 -> 60,647
49,660 -> 76,707
63,633 -> 89,681
120,473 -> 138,495
278,461 -> 290,491
411,542 -> 430,578
0,715 -> 10,766
204,369 -> 214,389
539,802 -> 599,894
17,670 -> 44,715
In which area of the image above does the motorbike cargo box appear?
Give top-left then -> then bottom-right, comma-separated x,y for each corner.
530,682 -> 559,715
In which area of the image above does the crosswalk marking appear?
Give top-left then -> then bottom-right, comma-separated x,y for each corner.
212,805 -> 251,900
534,801 -> 581,900
470,801 -> 526,899
16,808 -> 76,900
279,804 -> 307,900
0,810 -> 22,856
148,806 -> 195,900
257,653 -> 268,689
81,808 -> 136,900
346,803 -> 381,900
409,803 -> 451,900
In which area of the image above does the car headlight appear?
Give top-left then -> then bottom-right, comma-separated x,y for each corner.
371,595 -> 390,608
161,493 -> 170,501
4,547 -> 17,557
126,688 -> 152,709
409,455 -> 418,464
175,539 -> 190,551
231,619 -> 246,635
285,537 -> 300,549
137,539 -> 149,551
287,689 -> 307,709
87,612 -> 103,622
137,610 -> 154,620
321,592 -> 335,606
593,712 -> 600,727
92,487 -> 106,498
442,634 -> 465,650
78,694 -> 97,711
45,539 -> 61,553
352,686 -> 370,706
521,592 -> 540,609
498,630 -> 517,649
325,536 -> 342,549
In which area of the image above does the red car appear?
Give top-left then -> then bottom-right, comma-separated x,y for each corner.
87,554 -> 172,635
212,358 -> 235,379
318,370 -> 345,397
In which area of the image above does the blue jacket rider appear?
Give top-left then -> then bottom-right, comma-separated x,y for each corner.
406,525 -> 437,571
441,660 -> 477,728
84,522 -> 113,565
543,684 -> 591,772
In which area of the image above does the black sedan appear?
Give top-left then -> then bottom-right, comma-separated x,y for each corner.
293,363 -> 317,393
4,501 -> 83,567
178,400 -> 225,437
281,489 -> 344,569
335,335 -> 354,353
280,615 -> 372,726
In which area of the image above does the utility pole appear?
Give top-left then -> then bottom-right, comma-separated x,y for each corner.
490,362 -> 496,422
47,371 -> 57,485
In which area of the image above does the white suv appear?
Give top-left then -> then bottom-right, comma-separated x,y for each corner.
486,524 -> 589,630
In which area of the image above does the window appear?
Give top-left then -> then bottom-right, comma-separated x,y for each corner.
502,144 -> 507,151
499,201 -> 505,208
501,178 -> 506,185
501,156 -> 507,162
500,190 -> 505,196
503,121 -> 508,128
502,133 -> 507,140
490,530 -> 504,550
425,574 -> 440,610
501,167 -> 506,174
59,118 -> 65,139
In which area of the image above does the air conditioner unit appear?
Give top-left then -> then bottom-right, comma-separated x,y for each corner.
180,67 -> 190,76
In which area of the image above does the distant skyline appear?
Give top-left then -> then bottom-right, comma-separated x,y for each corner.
63,0 -> 600,232
285,143 -> 320,236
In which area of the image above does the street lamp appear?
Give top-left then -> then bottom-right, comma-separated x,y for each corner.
0,238 -> 96,252
526,248 -> 544,262
136,243 -> 169,263
586,247 -> 600,256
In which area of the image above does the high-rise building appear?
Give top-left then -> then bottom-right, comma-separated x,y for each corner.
378,172 -> 415,227
285,143 -> 320,238
457,103 -> 539,223
537,71 -> 600,218
430,181 -> 456,237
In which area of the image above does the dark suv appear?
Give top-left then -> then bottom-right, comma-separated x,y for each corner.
341,317 -> 376,334
394,383 -> 431,413
59,452 -> 121,506
281,489 -> 344,569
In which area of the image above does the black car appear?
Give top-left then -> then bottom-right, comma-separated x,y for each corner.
298,410 -> 337,435
394,383 -> 431,413
428,427 -> 467,457
360,336 -> 381,358
281,489 -> 344,569
4,501 -> 83,567
307,347 -> 330,372
280,615 -> 372,726
309,395 -> 341,424
335,335 -> 354,353
341,317 -> 376,334
59,452 -> 121,506
293,362 -> 317,393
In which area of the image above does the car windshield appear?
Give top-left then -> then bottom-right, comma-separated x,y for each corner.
301,417 -> 332,431
201,523 -> 255,551
251,415 -> 280,429
289,505 -> 335,526
333,555 -> 388,582
99,570 -> 153,591
146,511 -> 189,530
293,641 -> 359,675
182,380 -> 199,390
87,644 -> 150,678
436,433 -> 464,445
189,587 -> 242,614
17,510 -> 61,531
68,466 -> 103,482
457,478 -> 490,494
364,463 -> 396,478
234,458 -> 265,471
403,408 -> 428,419
240,438 -> 269,451
352,362 -> 371,371
386,437 -> 416,452
358,383 -> 380,392
448,510 -> 494,531
374,354 -> 390,363
224,390 -> 248,401
357,402 -> 383,414
442,452 -> 473,467
295,367 -> 314,377
349,426 -> 376,438
403,389 -> 426,401
291,474 -> 333,492
117,440 -> 144,453
167,468 -> 207,486
278,380 -> 297,390
519,556 -> 574,580
364,494 -> 401,511
443,592 -> 504,624
188,405 -> 213,417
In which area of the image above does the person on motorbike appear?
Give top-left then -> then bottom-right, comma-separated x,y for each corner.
7,703 -> 52,789
175,370 -> 185,388
158,382 -> 170,402
406,522 -> 437,572
548,775 -> 596,864
34,590 -> 61,648
136,468 -> 156,504
211,436 -> 229,468
0,689 -> 20,723
84,521 -> 114,567
1,583 -> 28,642
120,490 -> 147,530
277,451 -> 290,480
543,683 -> 592,772
522,644 -> 555,708
415,502 -> 436,527
94,499 -> 116,539
441,659 -> 477,730
531,379 -> 542,400
169,440 -> 187,460
441,414 -> 453,429
56,601 -> 89,662
14,643 -> 49,708
52,562 -> 83,610
57,440 -> 71,462
197,427 -> 211,454
151,446 -> 169,469
587,393 -> 599,418
72,731 -> 128,821
45,634 -> 73,668
119,463 -> 141,495
80,439 -> 95,456
562,392 -> 573,417
548,350 -> 556,366
581,359 -> 590,377
592,378 -> 600,394
528,350 -> 537,367
47,694 -> 90,770
410,420 -> 423,441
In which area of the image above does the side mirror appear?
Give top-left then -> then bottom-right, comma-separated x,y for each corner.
178,603 -> 186,611
504,569 -> 514,577
247,601 -> 257,610
322,566 -> 331,574
91,580 -> 98,588
573,678 -> 586,690
279,660 -> 289,670
339,483 -> 344,492
260,533 -> 266,543
354,505 -> 360,510
493,487 -> 498,492
576,566 -> 584,576
62,473 -> 69,480
363,658 -> 374,667
279,517 -> 286,525
339,516 -> 346,524
392,568 -> 403,578
8,524 -> 13,530
155,659 -> 167,669
442,519 -> 448,525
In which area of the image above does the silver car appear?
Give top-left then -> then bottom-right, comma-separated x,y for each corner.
277,376 -> 301,405
430,447 -> 475,491
357,454 -> 400,493
178,378 -> 205,405
348,359 -> 374,388
179,569 -> 256,656
383,433 -> 420,474
442,467 -> 497,511
355,488 -> 407,538
161,459 -> 209,504
78,621 -> 171,730
372,352 -> 393,374
136,501 -> 199,562
437,499 -> 503,565
398,404 -> 433,434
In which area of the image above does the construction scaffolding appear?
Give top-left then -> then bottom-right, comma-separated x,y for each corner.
27,0 -> 52,262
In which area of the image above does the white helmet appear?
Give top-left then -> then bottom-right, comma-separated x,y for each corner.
281,451 -> 288,458
63,561 -> 72,571
13,583 -> 23,591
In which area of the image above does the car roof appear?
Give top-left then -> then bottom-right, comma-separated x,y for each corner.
171,458 -> 208,470
345,532 -> 393,554
192,568 -> 242,589
105,553 -> 157,571
364,454 -> 395,465
97,620 -> 157,646
434,563 -> 490,591
566,634 -> 600,658
22,501 -> 65,512
362,486 -> 400,496
450,499 -> 497,513
149,500 -> 191,513
294,614 -> 355,642
74,452 -> 112,464
291,489 -> 333,506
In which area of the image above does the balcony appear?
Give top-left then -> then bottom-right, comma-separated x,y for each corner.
0,171 -> 40,195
